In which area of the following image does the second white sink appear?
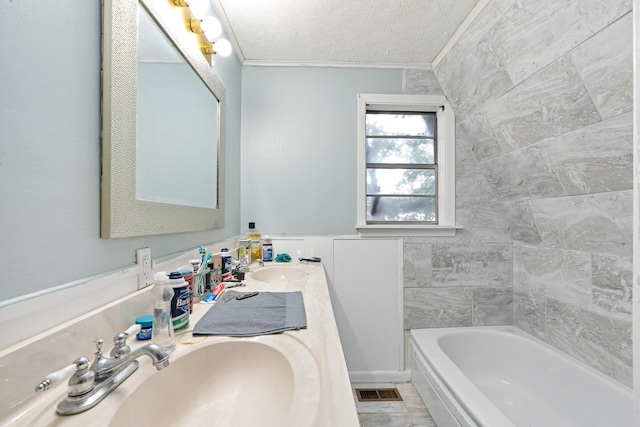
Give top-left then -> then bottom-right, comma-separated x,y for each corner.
250,267 -> 307,283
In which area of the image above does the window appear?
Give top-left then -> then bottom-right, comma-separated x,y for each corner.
356,94 -> 458,236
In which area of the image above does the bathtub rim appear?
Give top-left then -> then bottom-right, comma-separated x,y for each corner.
410,328 -> 514,427
409,325 -> 633,427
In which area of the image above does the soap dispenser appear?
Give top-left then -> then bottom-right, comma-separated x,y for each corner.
151,272 -> 176,352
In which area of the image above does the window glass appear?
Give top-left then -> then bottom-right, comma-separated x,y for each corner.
366,168 -> 436,195
366,113 -> 436,137
365,138 -> 435,164
366,196 -> 436,222
365,111 -> 437,224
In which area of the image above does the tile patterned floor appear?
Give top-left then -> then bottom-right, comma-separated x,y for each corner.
351,382 -> 437,427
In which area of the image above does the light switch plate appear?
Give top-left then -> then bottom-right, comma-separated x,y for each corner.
136,247 -> 153,289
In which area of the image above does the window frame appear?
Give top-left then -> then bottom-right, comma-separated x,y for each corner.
356,94 -> 460,237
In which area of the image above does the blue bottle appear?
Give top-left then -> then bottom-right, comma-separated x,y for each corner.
168,271 -> 189,331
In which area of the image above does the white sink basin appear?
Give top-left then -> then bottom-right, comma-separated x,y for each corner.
250,267 -> 307,283
109,339 -> 320,426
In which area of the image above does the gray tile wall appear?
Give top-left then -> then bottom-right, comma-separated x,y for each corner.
403,0 -> 633,386
403,69 -> 514,331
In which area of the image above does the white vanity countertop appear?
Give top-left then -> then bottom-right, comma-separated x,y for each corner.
0,261 -> 359,426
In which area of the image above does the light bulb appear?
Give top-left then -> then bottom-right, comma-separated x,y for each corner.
200,17 -> 222,41
188,0 -> 209,17
215,38 -> 232,57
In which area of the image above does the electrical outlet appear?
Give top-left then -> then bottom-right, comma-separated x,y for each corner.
136,247 -> 153,289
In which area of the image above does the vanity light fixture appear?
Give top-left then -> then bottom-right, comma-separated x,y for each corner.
189,17 -> 222,40
189,18 -> 205,34
168,0 -> 232,64
201,42 -> 215,55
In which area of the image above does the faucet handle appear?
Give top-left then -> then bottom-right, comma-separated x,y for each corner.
123,323 -> 142,338
110,332 -> 131,358
110,322 -> 141,358
67,357 -> 95,397
35,356 -> 94,394
35,363 -> 78,392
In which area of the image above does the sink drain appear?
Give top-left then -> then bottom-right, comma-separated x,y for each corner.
355,388 -> 403,402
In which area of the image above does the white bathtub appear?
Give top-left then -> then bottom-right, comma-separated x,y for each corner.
409,326 -> 632,427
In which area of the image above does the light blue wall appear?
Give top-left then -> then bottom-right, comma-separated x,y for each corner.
0,1 -> 242,302
240,66 -> 403,236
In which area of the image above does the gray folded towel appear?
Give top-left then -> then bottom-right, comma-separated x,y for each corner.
192,290 -> 307,336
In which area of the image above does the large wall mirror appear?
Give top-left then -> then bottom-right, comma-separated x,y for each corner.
101,0 -> 226,238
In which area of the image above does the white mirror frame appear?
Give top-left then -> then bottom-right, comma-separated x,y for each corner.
101,0 -> 226,238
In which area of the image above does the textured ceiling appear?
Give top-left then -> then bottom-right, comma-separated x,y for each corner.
215,0 -> 481,66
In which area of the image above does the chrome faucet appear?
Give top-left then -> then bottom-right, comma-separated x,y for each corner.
36,328 -> 170,415
92,335 -> 170,380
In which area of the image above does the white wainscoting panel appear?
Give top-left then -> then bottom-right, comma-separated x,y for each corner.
332,238 -> 404,381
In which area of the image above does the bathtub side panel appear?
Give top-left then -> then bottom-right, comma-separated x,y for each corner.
410,342 -> 469,427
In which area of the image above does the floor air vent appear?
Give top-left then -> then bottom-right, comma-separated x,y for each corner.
355,388 -> 403,402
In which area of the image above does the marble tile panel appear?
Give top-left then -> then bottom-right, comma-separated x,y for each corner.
453,119 -> 476,165
434,37 -> 513,116
571,13 -> 633,119
545,298 -> 632,387
354,398 -> 408,414
528,190 -> 632,257
484,56 -> 602,152
449,204 -> 512,245
403,243 -> 432,288
591,253 -> 632,320
472,287 -> 513,326
404,69 -> 443,96
435,0 -> 512,77
456,108 -> 506,162
513,289 -> 546,339
541,112 -> 633,195
431,244 -> 512,288
513,244 -> 592,309
358,412 -> 437,427
456,162 -> 497,208
490,0 -> 632,85
403,236 -> 443,245
395,382 -> 428,413
495,200 -> 542,245
481,145 -> 566,201
404,287 -> 472,329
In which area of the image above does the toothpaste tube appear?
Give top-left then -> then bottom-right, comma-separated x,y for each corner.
201,283 -> 226,303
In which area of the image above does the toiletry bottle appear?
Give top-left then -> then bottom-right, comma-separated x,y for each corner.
238,239 -> 250,268
206,259 -> 215,291
262,235 -> 273,262
247,222 -> 262,262
135,315 -> 153,340
177,265 -> 194,313
152,272 -> 176,352
220,248 -> 232,281
168,271 -> 190,331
